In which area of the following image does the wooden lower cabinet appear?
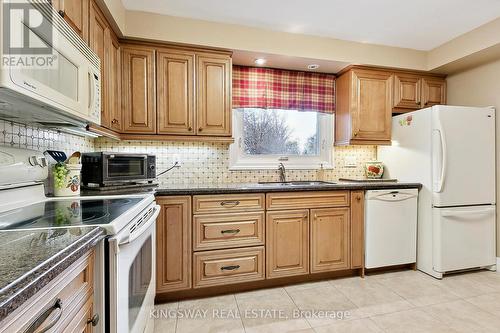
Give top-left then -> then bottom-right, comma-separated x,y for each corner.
266,210 -> 310,279
310,208 -> 350,273
156,196 -> 192,294
0,251 -> 96,333
193,247 -> 265,288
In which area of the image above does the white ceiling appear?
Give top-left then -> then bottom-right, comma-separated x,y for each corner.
121,0 -> 500,51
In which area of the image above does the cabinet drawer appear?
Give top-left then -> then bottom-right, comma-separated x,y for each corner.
193,247 -> 265,288
193,194 -> 265,214
266,191 -> 349,210
194,212 -> 265,250
0,250 -> 94,333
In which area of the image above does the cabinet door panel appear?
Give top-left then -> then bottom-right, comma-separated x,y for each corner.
350,191 -> 364,269
56,0 -> 89,42
156,196 -> 192,293
311,208 -> 350,273
393,73 -> 421,110
122,46 -> 156,133
157,50 -> 195,135
422,77 -> 446,107
196,54 -> 231,136
267,210 -> 309,279
107,34 -> 122,131
351,69 -> 393,141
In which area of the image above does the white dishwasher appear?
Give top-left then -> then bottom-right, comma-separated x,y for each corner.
365,189 -> 418,269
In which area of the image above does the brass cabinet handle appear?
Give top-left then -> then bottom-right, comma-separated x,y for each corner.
111,118 -> 119,124
24,298 -> 63,333
356,195 -> 362,202
353,130 -> 359,137
220,200 -> 240,207
221,229 -> 240,234
188,127 -> 193,131
198,127 -> 203,132
221,265 -> 240,271
87,314 -> 100,327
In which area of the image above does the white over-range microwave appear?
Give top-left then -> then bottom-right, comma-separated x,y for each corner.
0,0 -> 101,127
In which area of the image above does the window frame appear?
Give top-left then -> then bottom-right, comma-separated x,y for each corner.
229,108 -> 334,170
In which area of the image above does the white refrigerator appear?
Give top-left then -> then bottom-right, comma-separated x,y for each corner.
378,105 -> 496,279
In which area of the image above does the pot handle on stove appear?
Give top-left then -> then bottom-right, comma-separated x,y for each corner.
109,204 -> 161,250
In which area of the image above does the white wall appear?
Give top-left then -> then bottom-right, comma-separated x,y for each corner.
447,58 -> 500,255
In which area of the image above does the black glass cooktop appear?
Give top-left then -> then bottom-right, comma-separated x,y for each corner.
0,198 -> 143,231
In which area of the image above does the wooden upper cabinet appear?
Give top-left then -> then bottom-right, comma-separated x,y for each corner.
107,33 -> 122,131
266,210 -> 309,279
393,73 -> 421,110
336,68 -> 392,145
422,76 -> 446,107
157,50 -> 195,135
196,54 -> 232,136
122,45 -> 156,133
53,0 -> 89,42
310,208 -> 350,273
156,196 -> 192,293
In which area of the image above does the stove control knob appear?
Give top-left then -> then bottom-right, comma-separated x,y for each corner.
149,165 -> 155,170
28,156 -> 38,166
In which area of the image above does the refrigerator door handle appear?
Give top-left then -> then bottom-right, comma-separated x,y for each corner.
434,128 -> 447,193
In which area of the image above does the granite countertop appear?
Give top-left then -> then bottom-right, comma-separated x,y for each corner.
155,180 -> 422,196
0,226 -> 105,322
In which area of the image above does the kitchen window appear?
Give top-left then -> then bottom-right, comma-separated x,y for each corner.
230,66 -> 336,170
229,108 -> 334,170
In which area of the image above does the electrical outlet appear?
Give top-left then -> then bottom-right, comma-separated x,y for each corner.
344,156 -> 357,168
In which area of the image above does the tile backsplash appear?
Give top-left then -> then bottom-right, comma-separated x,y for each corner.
0,119 -> 377,186
0,120 -> 94,154
95,138 -> 377,186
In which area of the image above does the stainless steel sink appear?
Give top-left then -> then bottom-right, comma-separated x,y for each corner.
257,181 -> 336,186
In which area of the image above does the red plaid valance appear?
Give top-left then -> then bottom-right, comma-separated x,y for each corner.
233,66 -> 335,113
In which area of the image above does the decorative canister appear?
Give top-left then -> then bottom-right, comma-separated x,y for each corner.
364,161 -> 384,179
53,163 -> 82,196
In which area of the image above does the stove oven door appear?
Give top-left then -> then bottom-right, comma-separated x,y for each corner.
108,203 -> 160,333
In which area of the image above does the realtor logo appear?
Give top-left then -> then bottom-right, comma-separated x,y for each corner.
2,0 -> 57,69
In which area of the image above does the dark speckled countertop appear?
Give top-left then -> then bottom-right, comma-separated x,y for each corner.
155,181 -> 422,196
0,226 -> 105,322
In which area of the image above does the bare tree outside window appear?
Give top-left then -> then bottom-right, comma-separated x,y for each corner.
240,108 -> 320,156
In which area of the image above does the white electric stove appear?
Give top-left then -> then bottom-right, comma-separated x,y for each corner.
0,146 -> 158,333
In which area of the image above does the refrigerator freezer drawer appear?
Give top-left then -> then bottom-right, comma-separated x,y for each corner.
365,189 -> 418,269
433,205 -> 496,272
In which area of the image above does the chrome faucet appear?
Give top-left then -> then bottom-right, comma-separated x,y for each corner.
278,163 -> 286,182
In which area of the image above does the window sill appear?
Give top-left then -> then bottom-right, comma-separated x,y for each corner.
229,162 -> 334,171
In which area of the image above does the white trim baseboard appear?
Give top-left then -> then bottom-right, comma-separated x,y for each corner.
496,257 -> 500,272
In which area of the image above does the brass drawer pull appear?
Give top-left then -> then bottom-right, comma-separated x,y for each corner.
220,200 -> 240,207
24,298 -> 63,333
221,229 -> 240,235
220,265 -> 240,271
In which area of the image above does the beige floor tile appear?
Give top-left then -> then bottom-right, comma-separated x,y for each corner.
371,308 -> 459,333
331,276 -> 414,317
375,271 -> 459,306
287,285 -> 358,327
176,295 -> 245,333
153,302 -> 178,333
423,299 -> 500,333
437,271 -> 499,298
466,291 -> 500,317
313,318 -> 384,333
236,287 -> 310,333
234,286 -> 289,301
284,280 -> 333,293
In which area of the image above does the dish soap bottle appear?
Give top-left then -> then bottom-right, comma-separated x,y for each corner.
317,163 -> 325,181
